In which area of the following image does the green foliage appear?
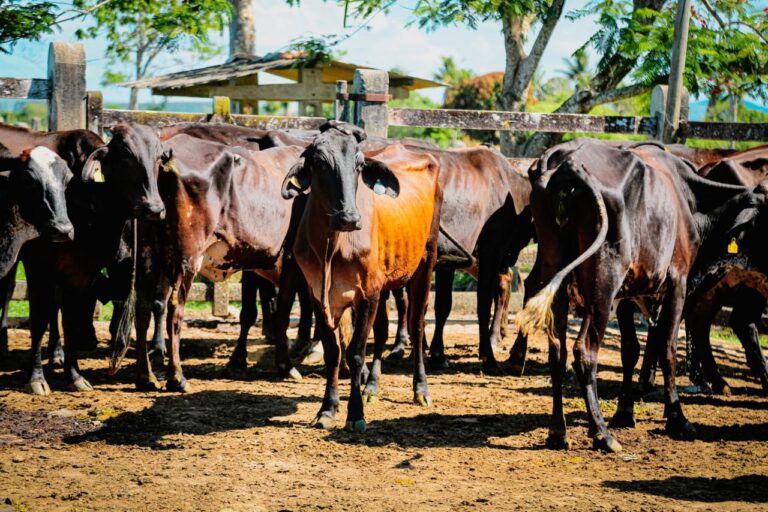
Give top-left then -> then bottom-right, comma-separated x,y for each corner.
74,0 -> 230,85
0,1 -> 57,53
445,72 -> 504,144
559,48 -> 592,91
0,101 -> 48,129
388,93 -> 459,148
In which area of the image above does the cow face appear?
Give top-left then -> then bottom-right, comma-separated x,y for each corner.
724,184 -> 768,271
10,147 -> 74,242
281,124 -> 399,232
83,124 -> 166,221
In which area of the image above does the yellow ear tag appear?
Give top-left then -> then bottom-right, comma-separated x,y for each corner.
290,175 -> 301,188
93,163 -> 105,183
727,238 -> 739,254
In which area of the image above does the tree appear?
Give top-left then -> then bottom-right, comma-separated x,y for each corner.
0,1 -> 57,53
74,0 -> 231,109
433,56 -> 473,103
559,48 -> 592,92
445,72 -> 503,144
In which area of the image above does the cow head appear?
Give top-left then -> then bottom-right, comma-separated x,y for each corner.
281,122 -> 399,232
82,123 -> 166,221
8,147 -> 74,242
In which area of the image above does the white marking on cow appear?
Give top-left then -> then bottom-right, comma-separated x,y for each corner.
27,147 -> 65,190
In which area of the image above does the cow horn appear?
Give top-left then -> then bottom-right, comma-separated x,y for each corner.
81,146 -> 109,182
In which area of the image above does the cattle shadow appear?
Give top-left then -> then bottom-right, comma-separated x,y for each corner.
603,475 -> 768,503
323,411 -> 583,449
64,390 -> 312,449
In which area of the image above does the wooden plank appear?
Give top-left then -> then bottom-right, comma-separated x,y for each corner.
0,78 -> 50,100
388,108 -> 657,134
683,122 -> 768,142
101,109 -> 327,130
152,82 -> 338,101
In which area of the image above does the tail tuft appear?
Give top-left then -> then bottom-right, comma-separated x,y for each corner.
515,281 -> 560,336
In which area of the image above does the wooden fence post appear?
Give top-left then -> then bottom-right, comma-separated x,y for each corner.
86,91 -> 103,135
334,80 -> 349,122
47,42 -> 86,131
352,69 -> 389,138
662,0 -> 692,143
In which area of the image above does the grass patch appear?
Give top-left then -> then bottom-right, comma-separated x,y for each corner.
711,325 -> 768,348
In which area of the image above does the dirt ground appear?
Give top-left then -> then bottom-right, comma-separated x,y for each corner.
1,309 -> 767,511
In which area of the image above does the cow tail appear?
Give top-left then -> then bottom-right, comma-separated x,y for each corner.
108,220 -> 137,374
515,164 -> 609,337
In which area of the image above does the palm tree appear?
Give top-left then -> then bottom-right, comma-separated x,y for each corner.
559,49 -> 592,91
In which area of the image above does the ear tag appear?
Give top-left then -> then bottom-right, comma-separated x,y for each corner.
93,163 -> 105,183
728,238 -> 739,254
290,175 -> 301,188
373,179 -> 386,195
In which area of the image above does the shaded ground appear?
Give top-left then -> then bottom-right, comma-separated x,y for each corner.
1,311 -> 767,511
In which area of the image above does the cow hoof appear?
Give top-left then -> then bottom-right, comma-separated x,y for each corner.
413,393 -> 432,408
25,380 -> 51,396
386,344 -> 407,361
593,434 -> 622,453
545,434 -> 571,450
481,359 -> 504,376
226,355 -> 248,371
666,417 -> 696,438
363,387 -> 379,404
311,412 -> 336,429
609,410 -> 636,429
135,378 -> 162,392
68,377 -> 94,392
345,419 -> 367,433
505,354 -> 526,377
166,378 -> 190,393
303,342 -> 324,365
713,382 -> 732,396
149,352 -> 165,372
427,355 -> 448,371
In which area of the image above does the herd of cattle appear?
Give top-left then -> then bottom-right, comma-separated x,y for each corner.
0,118 -> 766,453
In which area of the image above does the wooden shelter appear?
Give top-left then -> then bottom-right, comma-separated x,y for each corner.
122,51 -> 445,115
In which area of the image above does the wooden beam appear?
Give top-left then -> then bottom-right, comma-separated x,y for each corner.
0,78 -> 50,100
151,82 -> 338,102
101,108 -> 327,130
683,122 -> 768,142
389,108 -> 657,135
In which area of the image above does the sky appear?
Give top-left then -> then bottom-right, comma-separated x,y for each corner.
0,0 -> 600,106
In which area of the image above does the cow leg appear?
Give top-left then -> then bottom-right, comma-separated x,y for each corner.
730,290 -> 768,395
0,264 -> 17,355
345,297 -> 378,432
409,257 -> 434,408
506,261 -> 541,376
638,336 -> 659,395
545,287 -> 570,449
610,300 -> 640,428
653,281 -> 695,437
311,304 -> 341,429
297,276 -> 313,346
60,287 -> 94,392
165,273 -> 193,393
489,268 -> 512,350
428,267 -> 453,369
46,291 -> 64,367
148,289 -> 167,371
272,262 -> 301,380
258,277 -> 277,342
78,291 -> 99,351
386,286 -> 410,362
229,271 -> 257,370
24,268 -> 53,396
364,290 -> 390,402
134,280 -> 161,390
685,291 -> 722,394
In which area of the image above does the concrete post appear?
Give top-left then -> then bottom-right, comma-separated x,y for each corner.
352,69 -> 389,138
47,42 -> 86,131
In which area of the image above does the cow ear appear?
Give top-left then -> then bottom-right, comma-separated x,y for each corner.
82,146 -> 109,182
362,159 -> 399,198
281,158 -> 310,199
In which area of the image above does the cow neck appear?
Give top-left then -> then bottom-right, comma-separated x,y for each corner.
306,195 -> 342,326
67,180 -> 131,260
0,204 -> 37,278
685,175 -> 753,242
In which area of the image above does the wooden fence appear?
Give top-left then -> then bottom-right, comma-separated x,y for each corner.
1,42 -> 767,319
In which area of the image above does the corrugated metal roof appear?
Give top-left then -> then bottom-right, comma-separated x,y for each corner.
121,52 -> 446,92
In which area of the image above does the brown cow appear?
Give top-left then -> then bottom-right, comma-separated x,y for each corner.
282,122 -> 442,431
516,139 -> 768,451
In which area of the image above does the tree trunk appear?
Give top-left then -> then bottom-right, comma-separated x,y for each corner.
229,0 -> 256,59
498,14 -> 530,156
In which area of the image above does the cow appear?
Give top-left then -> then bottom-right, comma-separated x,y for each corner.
515,139 -> 768,452
638,144 -> 768,395
108,134 -> 305,391
282,121 -> 442,431
15,123 -> 166,395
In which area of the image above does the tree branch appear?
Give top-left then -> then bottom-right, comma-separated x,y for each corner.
514,0 -> 566,94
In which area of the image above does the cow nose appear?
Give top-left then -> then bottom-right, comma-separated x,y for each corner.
334,211 -> 362,232
49,221 -> 75,242
137,201 -> 166,221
